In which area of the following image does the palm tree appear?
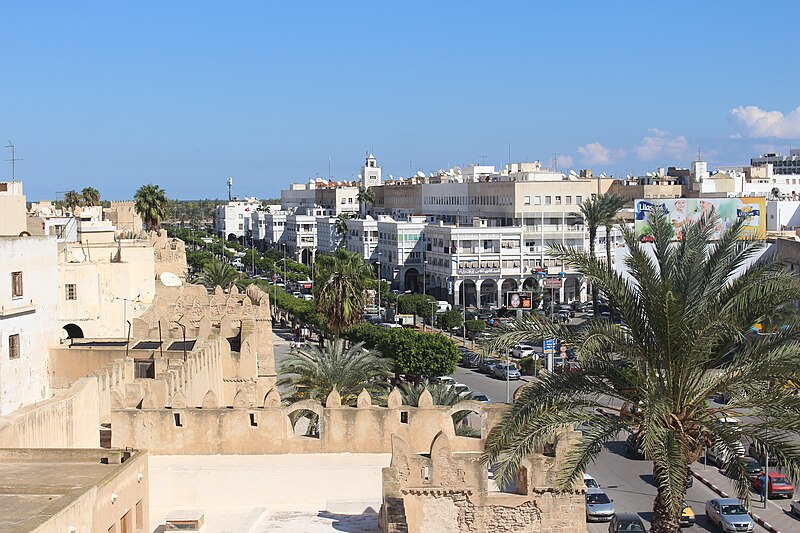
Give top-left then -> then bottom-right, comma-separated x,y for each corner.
196,259 -> 240,291
134,183 -> 169,231
483,210 -> 800,533
600,193 -> 626,270
334,212 -> 352,245
277,340 -> 392,405
62,190 -> 81,213
578,193 -> 624,315
357,186 -> 375,217
398,381 -> 478,437
81,187 -> 101,206
313,248 -> 374,338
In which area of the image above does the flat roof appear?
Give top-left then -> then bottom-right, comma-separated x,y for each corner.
0,449 -> 141,533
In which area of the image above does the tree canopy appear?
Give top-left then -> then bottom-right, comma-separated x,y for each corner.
483,209 -> 800,532
313,248 -> 374,338
134,183 -> 169,231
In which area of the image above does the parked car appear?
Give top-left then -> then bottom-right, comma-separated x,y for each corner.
379,322 -> 402,329
302,294 -> 313,301
460,351 -> 479,368
452,383 -> 470,397
705,441 -> 745,467
511,343 -> 535,359
558,304 -> 576,318
738,456 -> 764,477
607,513 -> 646,532
751,472 -> 795,499
704,498 -> 754,532
680,502 -> 696,527
555,310 -> 571,322
583,473 -> 599,489
625,433 -> 645,459
478,358 -> 501,374
493,363 -> 521,380
585,488 -> 615,522
471,392 -> 490,403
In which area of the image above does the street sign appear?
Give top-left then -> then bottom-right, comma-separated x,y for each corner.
447,278 -> 453,295
544,278 -> 562,288
543,338 -> 556,352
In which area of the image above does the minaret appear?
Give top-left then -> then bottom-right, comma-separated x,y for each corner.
361,153 -> 382,188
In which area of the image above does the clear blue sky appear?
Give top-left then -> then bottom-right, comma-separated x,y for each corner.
2,1 -> 799,201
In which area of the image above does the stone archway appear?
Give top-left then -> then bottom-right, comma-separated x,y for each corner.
522,277 -> 537,291
404,268 -> 420,293
300,248 -> 314,266
63,323 -> 84,339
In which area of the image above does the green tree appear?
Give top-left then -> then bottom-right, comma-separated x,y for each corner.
196,259 -> 240,291
334,212 -> 352,245
313,248 -> 374,338
81,187 -> 101,206
134,184 -> 169,231
483,210 -> 800,533
398,293 -> 436,325
464,319 -> 485,339
62,190 -> 81,213
578,193 -> 624,315
438,309 -> 464,331
379,329 -> 459,378
601,193 -> 626,270
357,185 -> 375,216
277,340 -> 392,405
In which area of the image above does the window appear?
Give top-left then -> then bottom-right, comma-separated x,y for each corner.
545,196 -> 552,205
134,359 -> 155,379
348,198 -> 353,203
555,196 -> 562,205
576,195 -> 583,204
566,196 -> 572,205
523,195 -> 531,205
11,271 -> 22,298
65,284 -> 77,300
534,196 -> 542,205
9,334 -> 20,359
341,197 -> 346,204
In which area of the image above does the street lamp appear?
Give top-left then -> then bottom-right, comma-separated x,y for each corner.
423,259 -> 428,295
376,252 -> 382,319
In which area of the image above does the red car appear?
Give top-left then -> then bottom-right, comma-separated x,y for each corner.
751,472 -> 795,499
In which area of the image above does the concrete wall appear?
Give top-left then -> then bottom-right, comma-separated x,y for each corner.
0,235 -> 60,415
767,200 -> 800,231
0,181 -> 27,236
112,392 -> 506,455
0,377 -> 100,448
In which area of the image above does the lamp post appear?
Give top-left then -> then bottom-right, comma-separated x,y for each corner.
376,252 -> 382,318
423,259 -> 428,295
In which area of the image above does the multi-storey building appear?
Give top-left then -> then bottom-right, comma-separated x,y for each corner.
751,150 -> 800,176
377,216 -> 426,289
214,198 -> 261,241
285,212 -> 318,264
251,209 -> 288,251
345,217 -> 379,263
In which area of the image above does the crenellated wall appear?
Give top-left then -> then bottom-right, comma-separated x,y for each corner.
111,387 -> 507,455
0,377 -> 100,448
381,430 -> 586,533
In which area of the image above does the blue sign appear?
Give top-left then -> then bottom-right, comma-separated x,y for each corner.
543,338 -> 556,352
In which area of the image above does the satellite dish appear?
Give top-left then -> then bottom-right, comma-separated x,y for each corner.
453,166 -> 462,175
160,272 -> 183,287
389,174 -> 393,179
59,328 -> 69,341
569,170 -> 578,177
73,249 -> 86,263
41,206 -> 53,216
416,171 -> 425,178
600,172 -> 607,178
646,172 -> 653,177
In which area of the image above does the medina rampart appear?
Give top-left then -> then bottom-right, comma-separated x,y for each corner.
111,386 -> 508,455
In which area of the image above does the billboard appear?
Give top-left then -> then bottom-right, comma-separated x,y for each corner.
634,197 -> 766,241
506,291 -> 533,309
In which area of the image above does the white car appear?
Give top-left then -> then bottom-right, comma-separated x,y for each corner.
512,343 -> 535,359
430,376 -> 456,386
583,473 -> 599,489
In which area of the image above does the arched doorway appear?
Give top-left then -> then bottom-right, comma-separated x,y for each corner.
404,268 -> 420,293
63,324 -> 84,339
227,233 -> 238,242
500,279 -> 518,308
522,277 -> 537,291
479,280 -> 498,308
300,249 -> 314,266
460,280 -> 477,309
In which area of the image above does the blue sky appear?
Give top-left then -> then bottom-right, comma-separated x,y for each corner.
2,1 -> 799,201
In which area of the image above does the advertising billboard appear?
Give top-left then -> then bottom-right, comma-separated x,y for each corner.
634,197 -> 766,241
506,291 -> 533,309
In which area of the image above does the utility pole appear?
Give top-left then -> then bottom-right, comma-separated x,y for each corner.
5,141 -> 21,182
405,160 -> 414,177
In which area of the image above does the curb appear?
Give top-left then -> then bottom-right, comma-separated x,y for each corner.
689,468 -> 781,533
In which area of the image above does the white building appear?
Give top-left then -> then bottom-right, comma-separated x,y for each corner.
286,213 -> 317,264
345,217 -> 379,263
361,154 -> 382,189
215,198 -> 261,241
377,216 -> 426,288
316,217 -> 341,254
751,150 -> 800,176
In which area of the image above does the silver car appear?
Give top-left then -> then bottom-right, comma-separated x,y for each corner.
585,488 -> 615,522
704,498 -> 754,532
493,363 -> 521,380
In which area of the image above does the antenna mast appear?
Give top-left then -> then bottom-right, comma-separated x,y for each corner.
551,153 -> 560,172
5,141 -> 21,182
226,177 -> 233,201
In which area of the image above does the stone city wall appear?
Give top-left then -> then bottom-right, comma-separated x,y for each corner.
112,387 -> 507,455
0,377 -> 100,448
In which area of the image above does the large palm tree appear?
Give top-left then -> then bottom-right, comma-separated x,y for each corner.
196,259 -> 240,291
357,186 -> 375,217
334,212 -> 352,245
313,248 -> 374,338
398,381 -> 478,436
62,190 -> 81,213
483,210 -> 800,533
277,339 -> 392,405
81,187 -> 101,206
579,193 -> 625,314
134,183 -> 169,231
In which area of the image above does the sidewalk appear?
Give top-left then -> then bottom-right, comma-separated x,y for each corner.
690,461 -> 799,532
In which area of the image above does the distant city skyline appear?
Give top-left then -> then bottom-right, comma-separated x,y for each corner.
2,1 -> 798,201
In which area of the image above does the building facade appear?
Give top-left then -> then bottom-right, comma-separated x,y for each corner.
214,198 -> 261,241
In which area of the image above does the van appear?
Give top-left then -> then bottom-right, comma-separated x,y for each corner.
437,301 -> 451,313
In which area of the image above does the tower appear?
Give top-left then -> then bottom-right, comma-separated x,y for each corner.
361,153 -> 382,188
